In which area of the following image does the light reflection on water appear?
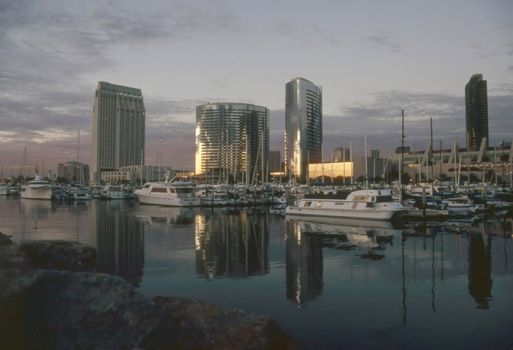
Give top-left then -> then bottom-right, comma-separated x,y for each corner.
1,196 -> 512,349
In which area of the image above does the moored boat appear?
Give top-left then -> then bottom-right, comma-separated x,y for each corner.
135,181 -> 200,207
0,184 -> 11,196
285,189 -> 405,220
20,176 -> 53,200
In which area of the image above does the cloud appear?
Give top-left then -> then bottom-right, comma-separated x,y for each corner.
0,0 -> 241,171
332,89 -> 513,155
367,33 -> 404,51
275,19 -> 342,47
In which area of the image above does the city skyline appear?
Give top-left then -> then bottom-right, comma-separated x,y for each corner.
1,0 -> 512,173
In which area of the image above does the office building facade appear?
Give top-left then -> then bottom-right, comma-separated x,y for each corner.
269,151 -> 282,173
195,103 -> 269,183
285,77 -> 322,182
465,74 -> 488,151
92,81 -> 145,182
57,161 -> 90,184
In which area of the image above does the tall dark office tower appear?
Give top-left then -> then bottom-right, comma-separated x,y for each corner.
92,82 -> 145,182
465,74 -> 488,151
285,77 -> 322,183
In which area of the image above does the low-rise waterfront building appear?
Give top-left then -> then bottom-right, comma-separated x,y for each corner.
388,141 -> 513,183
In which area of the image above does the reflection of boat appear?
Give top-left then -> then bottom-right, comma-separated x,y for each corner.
401,208 -> 450,221
286,189 -> 405,220
134,205 -> 196,225
20,176 -> 53,199
20,198 -> 53,219
135,182 -> 200,207
287,217 -> 400,249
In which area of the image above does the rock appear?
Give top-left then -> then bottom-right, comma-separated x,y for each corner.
20,240 -> 96,272
0,238 -> 298,349
0,232 -> 13,246
0,233 -> 28,270
153,296 -> 299,350
0,270 -> 176,349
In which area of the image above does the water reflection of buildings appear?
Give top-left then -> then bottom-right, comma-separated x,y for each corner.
286,220 -> 323,306
94,201 -> 144,285
286,218 -> 399,306
468,233 -> 492,309
194,210 -> 269,279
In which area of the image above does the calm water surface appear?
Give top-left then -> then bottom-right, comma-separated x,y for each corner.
1,196 -> 512,349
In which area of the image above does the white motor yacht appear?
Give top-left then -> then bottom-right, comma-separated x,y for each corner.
285,189 -> 405,220
20,176 -> 53,200
135,181 -> 200,207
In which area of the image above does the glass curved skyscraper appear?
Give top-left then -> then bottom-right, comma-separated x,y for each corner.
195,103 -> 269,184
285,77 -> 322,182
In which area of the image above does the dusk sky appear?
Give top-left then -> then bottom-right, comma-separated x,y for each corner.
1,0 -> 512,173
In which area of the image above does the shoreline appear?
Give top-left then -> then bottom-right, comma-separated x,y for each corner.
0,233 -> 298,349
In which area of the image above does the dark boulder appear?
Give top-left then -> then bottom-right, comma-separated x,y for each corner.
20,240 -> 96,271
0,270 -> 175,349
153,296 -> 299,350
0,236 -> 298,349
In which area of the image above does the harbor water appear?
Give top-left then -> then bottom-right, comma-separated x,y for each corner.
1,196 -> 512,349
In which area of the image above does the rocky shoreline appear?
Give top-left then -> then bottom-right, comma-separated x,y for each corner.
0,233 -> 298,349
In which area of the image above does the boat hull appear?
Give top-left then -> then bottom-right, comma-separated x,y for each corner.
285,206 -> 402,220
20,187 -> 53,200
136,193 -> 200,207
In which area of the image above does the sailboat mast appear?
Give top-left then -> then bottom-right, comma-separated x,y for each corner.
430,118 -> 433,181
364,134 -> 368,190
77,129 -> 80,162
400,110 -> 404,201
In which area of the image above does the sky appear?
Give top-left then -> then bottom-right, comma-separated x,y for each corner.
1,0 -> 512,173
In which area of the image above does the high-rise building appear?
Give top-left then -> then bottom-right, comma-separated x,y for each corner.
285,77 -> 322,182
195,103 -> 269,183
465,74 -> 488,151
92,82 -> 145,182
57,161 -> 90,184
269,151 -> 281,173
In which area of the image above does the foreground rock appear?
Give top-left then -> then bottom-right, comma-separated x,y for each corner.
153,297 -> 297,350
0,233 -> 298,349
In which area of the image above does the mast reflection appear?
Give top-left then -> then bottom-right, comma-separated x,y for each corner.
94,201 -> 145,285
194,210 -> 269,279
